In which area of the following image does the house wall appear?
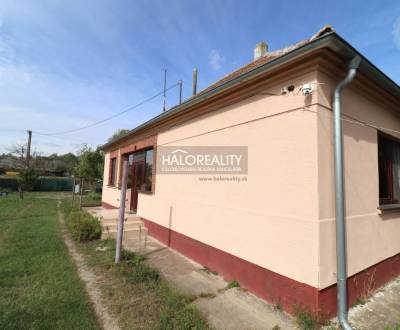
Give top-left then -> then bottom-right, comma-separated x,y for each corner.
100,56 -> 400,316
101,152 -> 131,209
315,70 -> 400,313
102,134 -> 157,208
138,70 -> 321,294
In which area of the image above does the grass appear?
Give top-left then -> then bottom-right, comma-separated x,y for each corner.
0,192 -> 99,330
226,280 -> 240,289
61,199 -> 212,330
79,192 -> 102,207
295,307 -> 318,330
353,297 -> 366,307
273,301 -> 282,311
384,322 -> 400,330
201,267 -> 218,276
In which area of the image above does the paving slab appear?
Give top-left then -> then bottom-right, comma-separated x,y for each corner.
323,276 -> 400,330
145,247 -> 227,296
348,276 -> 400,330
84,206 -> 138,220
196,288 -> 298,330
86,207 -> 400,329
123,234 -> 298,330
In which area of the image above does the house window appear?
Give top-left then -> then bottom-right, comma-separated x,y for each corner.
126,148 -> 154,191
109,158 -> 117,186
378,134 -> 400,205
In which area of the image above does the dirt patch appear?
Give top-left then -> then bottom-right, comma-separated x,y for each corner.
57,201 -> 120,330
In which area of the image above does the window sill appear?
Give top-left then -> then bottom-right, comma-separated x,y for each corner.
377,203 -> 400,214
107,185 -> 117,189
137,190 -> 153,195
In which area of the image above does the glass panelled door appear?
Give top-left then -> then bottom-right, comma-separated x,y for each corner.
130,161 -> 145,211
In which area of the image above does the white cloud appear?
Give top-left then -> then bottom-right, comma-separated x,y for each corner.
209,49 -> 225,70
393,16 -> 400,49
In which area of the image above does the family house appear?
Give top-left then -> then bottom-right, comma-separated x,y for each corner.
99,26 -> 400,319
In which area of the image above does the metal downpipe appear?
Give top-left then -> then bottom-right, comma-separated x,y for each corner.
333,55 -> 361,330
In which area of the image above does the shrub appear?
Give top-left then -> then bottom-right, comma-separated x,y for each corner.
17,167 -> 39,191
87,192 -> 101,201
68,210 -> 102,242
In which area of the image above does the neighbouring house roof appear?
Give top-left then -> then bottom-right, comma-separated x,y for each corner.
100,26 -> 400,151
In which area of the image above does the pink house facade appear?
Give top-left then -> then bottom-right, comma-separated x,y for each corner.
100,27 -> 400,318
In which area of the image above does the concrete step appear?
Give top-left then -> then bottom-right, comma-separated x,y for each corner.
100,217 -> 143,224
101,221 -> 144,231
100,215 -> 141,222
123,237 -> 160,253
102,227 -> 148,240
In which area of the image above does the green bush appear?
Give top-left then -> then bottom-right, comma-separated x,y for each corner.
17,167 -> 39,191
87,192 -> 101,201
68,210 -> 102,242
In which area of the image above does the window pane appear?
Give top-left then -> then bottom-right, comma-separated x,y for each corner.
144,149 -> 153,191
112,159 -> 117,185
110,158 -> 116,185
378,142 -> 390,199
133,151 -> 145,162
378,135 -> 400,204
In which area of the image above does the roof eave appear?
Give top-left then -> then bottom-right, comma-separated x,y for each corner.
99,32 -> 400,151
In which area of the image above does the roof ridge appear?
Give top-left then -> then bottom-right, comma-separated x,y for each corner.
197,25 -> 335,96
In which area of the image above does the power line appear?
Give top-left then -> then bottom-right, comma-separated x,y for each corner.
158,103 -> 400,147
33,131 -> 86,143
37,82 -> 179,136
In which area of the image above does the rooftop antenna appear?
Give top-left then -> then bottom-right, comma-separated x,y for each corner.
192,68 -> 198,96
163,68 -> 167,112
178,80 -> 183,104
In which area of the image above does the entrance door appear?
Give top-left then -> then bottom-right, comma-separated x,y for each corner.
130,161 -> 145,212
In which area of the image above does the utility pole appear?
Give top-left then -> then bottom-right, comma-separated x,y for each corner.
26,130 -> 32,166
162,69 -> 167,112
71,176 -> 76,206
79,177 -> 84,210
178,80 -> 183,105
115,158 -> 128,263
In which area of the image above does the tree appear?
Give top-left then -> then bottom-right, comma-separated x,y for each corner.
7,143 -> 41,169
17,166 -> 39,198
74,145 -> 104,180
7,143 -> 28,167
107,129 -> 130,143
55,152 -> 79,174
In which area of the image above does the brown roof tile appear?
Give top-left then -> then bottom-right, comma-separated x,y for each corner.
198,25 -> 334,95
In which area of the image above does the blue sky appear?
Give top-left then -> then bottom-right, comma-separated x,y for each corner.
0,0 -> 399,155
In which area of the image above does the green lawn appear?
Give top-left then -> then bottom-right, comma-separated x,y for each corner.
0,193 -> 99,330
62,199 -> 212,330
0,192 -> 211,330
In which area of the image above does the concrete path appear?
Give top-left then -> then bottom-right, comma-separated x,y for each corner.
348,276 -> 400,330
124,234 -> 298,330
88,206 -> 400,329
323,276 -> 400,330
